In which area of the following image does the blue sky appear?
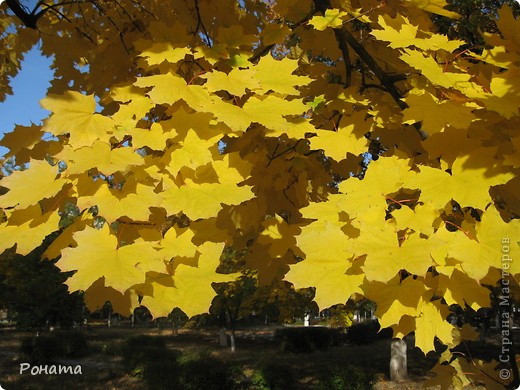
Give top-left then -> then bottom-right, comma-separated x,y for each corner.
0,45 -> 53,156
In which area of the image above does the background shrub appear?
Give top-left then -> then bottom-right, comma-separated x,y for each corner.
318,364 -> 374,390
20,330 -> 89,362
254,361 -> 295,390
121,334 -> 168,371
347,321 -> 392,345
121,335 -> 182,389
177,350 -> 234,390
276,326 -> 342,353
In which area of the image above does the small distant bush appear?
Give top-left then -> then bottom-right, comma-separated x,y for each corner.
97,341 -> 121,356
183,313 -> 211,329
347,321 -> 392,345
122,335 -> 182,389
20,330 -> 89,362
276,326 -> 342,353
318,364 -> 374,390
55,330 -> 89,357
121,334 -> 169,371
141,347 -> 182,390
177,350 -> 234,390
250,361 -> 296,390
21,334 -> 63,362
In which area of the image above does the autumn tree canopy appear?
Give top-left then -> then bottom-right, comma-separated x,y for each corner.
1,0 -> 520,387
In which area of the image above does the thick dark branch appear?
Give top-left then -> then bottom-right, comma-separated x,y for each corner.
312,0 -> 427,140
250,44 -> 275,64
6,0 -> 38,28
6,0 -> 85,29
333,29 -> 351,87
313,0 -> 404,108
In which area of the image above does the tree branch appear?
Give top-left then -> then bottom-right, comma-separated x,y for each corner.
333,28 -> 351,87
194,0 -> 212,47
5,0 -> 39,28
5,0 -> 86,30
312,0 -> 427,140
250,11 -> 316,64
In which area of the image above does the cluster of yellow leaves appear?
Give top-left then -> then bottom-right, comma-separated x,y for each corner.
1,0 -> 520,387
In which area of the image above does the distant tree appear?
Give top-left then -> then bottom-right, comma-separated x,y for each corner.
0,236 -> 84,329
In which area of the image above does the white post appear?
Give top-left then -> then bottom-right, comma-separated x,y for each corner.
390,338 -> 407,382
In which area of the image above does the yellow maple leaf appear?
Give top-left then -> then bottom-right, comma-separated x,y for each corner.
425,357 -> 473,389
422,33 -> 465,52
363,277 -> 426,329
437,270 -> 490,311
338,156 -> 414,218
137,42 -> 191,66
400,49 -> 471,90
161,182 -> 254,220
415,299 -> 455,353
0,124 -> 44,161
371,14 -> 419,49
134,74 -> 213,112
193,44 -> 229,66
483,68 -> 520,119
130,122 -> 175,151
242,95 -> 309,132
140,242 -> 236,318
208,97 -> 308,134
308,9 -> 348,31
408,150 -> 514,209
253,55 -> 311,95
405,0 -> 461,19
217,25 -> 257,47
201,68 -> 260,97
403,91 -> 476,134
0,205 -> 60,255
257,215 -> 299,258
164,129 -> 217,175
350,220 -> 436,282
438,207 -> 520,280
373,13 -> 464,51
495,6 -> 520,51
300,194 -> 351,223
41,91 -> 115,149
389,203 -> 438,235
56,141 -> 142,176
110,86 -> 154,131
261,23 -> 291,46
286,220 -> 362,308
0,159 -> 66,209
57,225 -> 165,293
43,215 -> 91,260
75,179 -> 160,223
84,278 -> 139,316
158,226 -> 198,261
310,124 -> 369,161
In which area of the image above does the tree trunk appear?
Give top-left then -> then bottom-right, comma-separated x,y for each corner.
390,338 -> 407,382
218,327 -> 228,347
230,329 -> 236,352
107,304 -> 112,328
304,313 -> 310,327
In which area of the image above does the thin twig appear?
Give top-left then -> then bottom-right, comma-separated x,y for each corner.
194,0 -> 212,47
